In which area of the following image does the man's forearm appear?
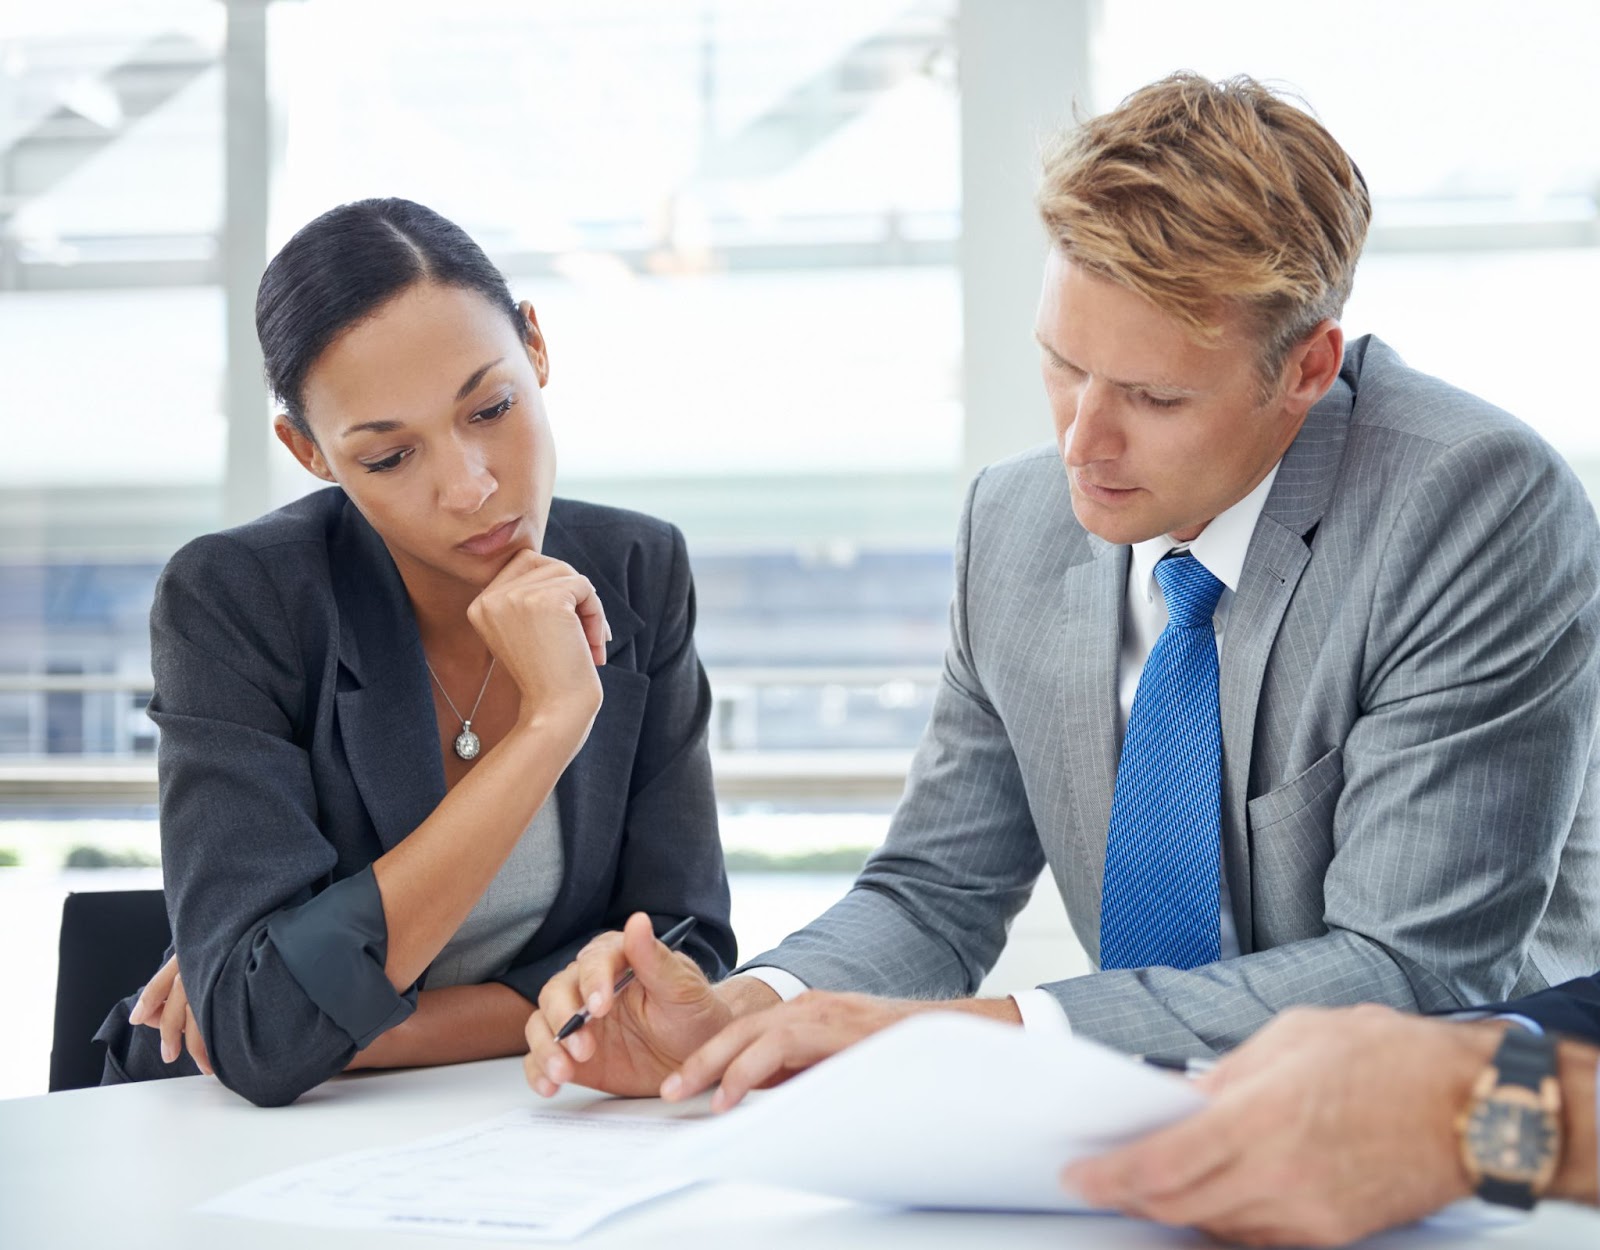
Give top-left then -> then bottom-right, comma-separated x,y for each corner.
1049,929 -> 1419,1054
1554,1042 -> 1599,1204
347,982 -> 531,1070
939,996 -> 1024,1024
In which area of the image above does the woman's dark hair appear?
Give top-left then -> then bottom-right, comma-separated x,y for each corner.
256,198 -> 524,437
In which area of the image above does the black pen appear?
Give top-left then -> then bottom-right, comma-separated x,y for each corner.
555,916 -> 698,1042
1138,1054 -> 1217,1078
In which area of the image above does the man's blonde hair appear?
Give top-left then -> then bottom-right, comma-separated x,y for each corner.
1037,72 -> 1371,386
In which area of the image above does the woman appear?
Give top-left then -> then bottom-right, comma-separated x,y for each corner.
95,198 -> 735,1107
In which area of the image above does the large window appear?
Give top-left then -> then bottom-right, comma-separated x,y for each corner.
0,1 -> 965,777
1096,0 -> 1600,485
0,0 -> 968,1101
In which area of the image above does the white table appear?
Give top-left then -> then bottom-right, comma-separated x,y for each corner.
3,1057 -> 1598,1249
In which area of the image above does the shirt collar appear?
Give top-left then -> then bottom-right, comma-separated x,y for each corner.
1130,461 -> 1283,603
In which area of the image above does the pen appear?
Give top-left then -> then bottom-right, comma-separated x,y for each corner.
555,916 -> 698,1042
1137,1054 -> 1217,1078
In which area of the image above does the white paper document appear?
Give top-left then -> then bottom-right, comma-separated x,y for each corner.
199,1015 -> 1206,1238
673,1012 -> 1205,1212
198,1107 -> 696,1241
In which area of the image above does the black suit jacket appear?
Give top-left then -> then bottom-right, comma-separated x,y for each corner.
98,488 -> 734,1106
1485,975 -> 1600,1046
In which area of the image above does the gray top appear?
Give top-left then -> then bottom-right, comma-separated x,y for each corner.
424,796 -> 565,990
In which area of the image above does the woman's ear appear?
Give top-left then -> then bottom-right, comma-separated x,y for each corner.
518,300 -> 550,387
273,415 -> 336,482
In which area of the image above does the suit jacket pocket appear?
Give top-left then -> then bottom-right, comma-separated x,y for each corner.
1247,746 -> 1344,945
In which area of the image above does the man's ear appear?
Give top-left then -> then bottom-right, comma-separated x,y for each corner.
518,300 -> 550,387
1282,320 -> 1344,416
273,415 -> 336,482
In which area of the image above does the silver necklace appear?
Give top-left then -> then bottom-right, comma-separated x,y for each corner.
426,655 -> 497,760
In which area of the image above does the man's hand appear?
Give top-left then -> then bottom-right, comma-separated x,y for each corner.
524,913 -> 735,1098
127,954 -> 213,1075
1064,1005 -> 1499,1247
662,992 -> 1023,1112
660,990 -> 914,1111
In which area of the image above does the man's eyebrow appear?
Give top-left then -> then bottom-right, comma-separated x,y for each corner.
1033,334 -> 1201,395
455,358 -> 504,401
1034,332 -> 1069,368
339,358 -> 508,438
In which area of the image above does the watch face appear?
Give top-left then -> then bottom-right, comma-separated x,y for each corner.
1466,1100 -> 1558,1181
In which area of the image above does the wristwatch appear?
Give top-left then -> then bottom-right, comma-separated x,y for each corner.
1456,1026 -> 1563,1209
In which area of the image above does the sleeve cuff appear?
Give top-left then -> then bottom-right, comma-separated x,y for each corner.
738,965 -> 810,1003
264,866 -> 416,1049
1011,988 -> 1073,1036
1451,1010 -> 1545,1036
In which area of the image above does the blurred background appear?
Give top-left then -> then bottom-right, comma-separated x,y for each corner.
2,0 -> 1598,1098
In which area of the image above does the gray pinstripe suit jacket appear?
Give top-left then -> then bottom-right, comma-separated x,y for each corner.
749,335 -> 1600,1056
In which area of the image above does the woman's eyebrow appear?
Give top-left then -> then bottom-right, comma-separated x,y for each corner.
455,358 -> 504,401
339,358 -> 508,438
341,417 -> 404,438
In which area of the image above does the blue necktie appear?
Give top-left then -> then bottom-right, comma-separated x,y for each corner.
1099,552 -> 1226,971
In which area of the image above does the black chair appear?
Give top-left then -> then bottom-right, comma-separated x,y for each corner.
49,889 -> 170,1093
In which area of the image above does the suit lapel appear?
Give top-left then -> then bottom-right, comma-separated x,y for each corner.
1059,535 -> 1127,950
1218,368 -> 1355,951
540,511 -> 646,665
1218,519 -> 1309,952
541,664 -> 650,941
329,498 -> 446,854
526,512 -> 649,947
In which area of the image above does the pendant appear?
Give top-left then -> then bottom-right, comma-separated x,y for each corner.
453,721 -> 482,761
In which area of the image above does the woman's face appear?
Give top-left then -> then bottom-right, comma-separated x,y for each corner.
275,281 -> 557,595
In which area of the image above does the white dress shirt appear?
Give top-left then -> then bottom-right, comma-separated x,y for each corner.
748,463 -> 1284,1032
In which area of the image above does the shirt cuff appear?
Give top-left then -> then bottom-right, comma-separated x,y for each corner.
1448,1010 -> 1545,1035
264,866 -> 416,1049
738,965 -> 809,1003
1011,988 -> 1073,1036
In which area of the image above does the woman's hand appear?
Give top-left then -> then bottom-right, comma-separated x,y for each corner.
467,549 -> 609,736
127,955 -> 213,1075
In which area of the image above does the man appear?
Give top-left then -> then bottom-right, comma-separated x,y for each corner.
523,73 -> 1600,1110
1068,977 -> 1600,1244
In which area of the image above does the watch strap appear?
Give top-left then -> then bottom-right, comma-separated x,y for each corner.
1477,1175 -> 1537,1211
1467,1026 -> 1560,1209
1493,1025 -> 1556,1093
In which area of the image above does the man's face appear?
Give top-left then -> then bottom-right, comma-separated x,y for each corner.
1035,249 -> 1307,545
